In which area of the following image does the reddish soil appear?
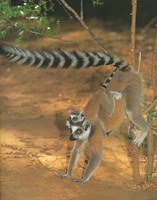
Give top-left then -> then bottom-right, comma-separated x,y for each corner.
0,21 -> 157,200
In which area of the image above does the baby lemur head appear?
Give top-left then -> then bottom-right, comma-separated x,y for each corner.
69,110 -> 85,125
66,110 -> 91,141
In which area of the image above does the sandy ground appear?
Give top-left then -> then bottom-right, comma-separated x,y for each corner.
0,22 -> 157,200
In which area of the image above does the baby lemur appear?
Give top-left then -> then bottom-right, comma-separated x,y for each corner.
56,70 -> 149,182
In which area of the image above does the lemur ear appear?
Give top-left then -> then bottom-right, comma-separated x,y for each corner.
83,120 -> 91,131
80,110 -> 85,117
69,110 -> 73,114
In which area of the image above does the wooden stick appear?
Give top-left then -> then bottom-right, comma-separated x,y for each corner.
151,30 -> 157,95
137,51 -> 142,72
146,123 -> 155,181
130,0 -> 137,69
142,16 -> 157,33
143,96 -> 157,114
129,0 -> 141,183
131,145 -> 141,183
145,27 -> 157,182
80,0 -> 84,20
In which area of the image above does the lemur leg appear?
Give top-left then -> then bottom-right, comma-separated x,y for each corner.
99,92 -> 115,116
73,152 -> 102,183
126,109 -> 149,146
55,140 -> 86,179
96,119 -> 108,137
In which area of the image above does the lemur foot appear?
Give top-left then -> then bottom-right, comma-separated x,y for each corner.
72,178 -> 88,183
55,173 -> 71,179
133,131 -> 148,146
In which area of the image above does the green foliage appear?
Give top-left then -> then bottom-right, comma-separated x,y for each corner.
92,0 -> 104,6
0,0 -> 59,42
147,107 -> 157,125
142,102 -> 157,150
146,167 -> 156,182
143,101 -> 157,127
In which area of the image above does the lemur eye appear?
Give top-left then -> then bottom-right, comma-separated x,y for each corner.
76,129 -> 82,134
73,117 -> 78,121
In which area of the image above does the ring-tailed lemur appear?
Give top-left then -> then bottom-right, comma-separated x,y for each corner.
56,71 -> 149,182
0,43 -> 148,182
0,43 -> 130,69
0,43 -> 131,90
0,43 -> 148,143
56,88 -> 124,182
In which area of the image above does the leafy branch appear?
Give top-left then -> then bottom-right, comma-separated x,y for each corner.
0,1 -> 59,42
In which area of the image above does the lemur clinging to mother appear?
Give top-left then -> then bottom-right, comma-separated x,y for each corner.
0,43 -> 149,182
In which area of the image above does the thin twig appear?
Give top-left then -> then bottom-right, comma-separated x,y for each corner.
153,132 -> 157,136
137,51 -> 142,72
151,29 -> 157,95
80,0 -> 84,20
142,16 -> 157,33
130,0 -> 137,69
56,0 -> 110,55
143,96 -> 157,114
145,28 -> 157,182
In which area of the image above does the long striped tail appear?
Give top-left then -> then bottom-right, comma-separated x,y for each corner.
0,43 -> 131,70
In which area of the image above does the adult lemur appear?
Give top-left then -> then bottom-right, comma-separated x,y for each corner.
55,70 -> 148,182
0,43 -> 148,182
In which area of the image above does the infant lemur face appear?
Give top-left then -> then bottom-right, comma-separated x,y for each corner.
69,110 -> 85,124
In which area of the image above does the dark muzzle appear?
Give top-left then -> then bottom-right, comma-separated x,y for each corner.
69,134 -> 77,141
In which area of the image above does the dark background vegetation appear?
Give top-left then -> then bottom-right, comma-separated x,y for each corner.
10,0 -> 157,27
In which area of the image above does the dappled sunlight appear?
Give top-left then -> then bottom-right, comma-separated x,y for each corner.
0,129 -> 24,147
38,154 -> 67,170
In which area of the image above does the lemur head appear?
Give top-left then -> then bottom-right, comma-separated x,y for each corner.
69,110 -> 85,124
69,120 -> 91,141
65,110 -> 91,141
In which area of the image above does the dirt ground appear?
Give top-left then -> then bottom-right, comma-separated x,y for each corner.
0,21 -> 157,200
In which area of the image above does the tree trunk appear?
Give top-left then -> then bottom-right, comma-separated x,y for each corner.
131,144 -> 141,183
146,127 -> 155,182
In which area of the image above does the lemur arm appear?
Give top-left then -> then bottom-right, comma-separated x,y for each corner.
99,92 -> 115,116
73,152 -> 102,183
96,119 -> 108,137
55,140 -> 86,178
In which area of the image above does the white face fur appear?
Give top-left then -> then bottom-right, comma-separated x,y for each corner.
69,120 -> 91,141
69,111 -> 85,124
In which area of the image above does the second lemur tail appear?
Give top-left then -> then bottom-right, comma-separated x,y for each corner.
0,43 -> 131,70
101,59 -> 132,89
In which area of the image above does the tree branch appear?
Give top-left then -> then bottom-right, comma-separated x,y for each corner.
56,0 -> 110,55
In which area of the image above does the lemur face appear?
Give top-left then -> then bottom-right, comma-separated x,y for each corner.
69,110 -> 85,124
65,110 -> 91,141
65,110 -> 85,128
69,120 -> 91,141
